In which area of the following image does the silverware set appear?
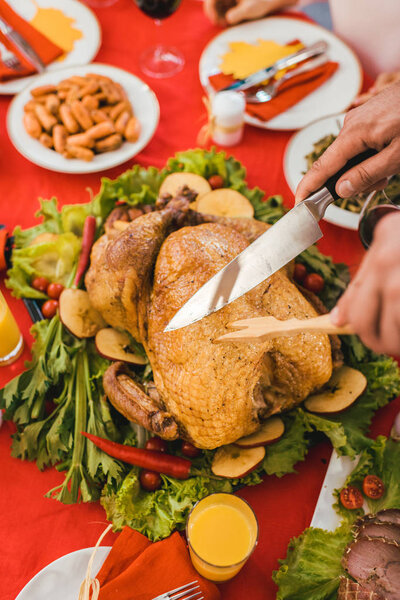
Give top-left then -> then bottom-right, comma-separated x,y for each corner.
0,14 -> 45,73
151,580 -> 203,600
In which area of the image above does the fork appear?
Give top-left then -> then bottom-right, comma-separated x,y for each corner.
151,580 -> 204,600
0,41 -> 23,71
245,53 -> 328,104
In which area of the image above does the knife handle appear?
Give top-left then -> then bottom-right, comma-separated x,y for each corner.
324,149 -> 378,201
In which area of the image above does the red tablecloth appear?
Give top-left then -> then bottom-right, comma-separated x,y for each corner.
1,2 -> 398,599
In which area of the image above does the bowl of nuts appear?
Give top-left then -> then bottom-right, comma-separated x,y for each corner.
6,63 -> 160,174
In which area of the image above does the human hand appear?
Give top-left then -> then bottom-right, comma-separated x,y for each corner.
352,71 -> 400,107
203,0 -> 297,26
295,82 -> 400,204
330,212 -> 400,356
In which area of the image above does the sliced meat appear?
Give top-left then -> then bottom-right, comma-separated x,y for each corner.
343,536 -> 400,600
356,521 -> 400,544
375,509 -> 400,526
338,577 -> 384,600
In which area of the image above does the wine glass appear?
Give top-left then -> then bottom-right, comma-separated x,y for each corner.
134,0 -> 184,78
358,181 -> 400,248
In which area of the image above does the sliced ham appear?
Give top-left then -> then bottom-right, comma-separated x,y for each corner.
337,577 -> 384,599
356,521 -> 400,544
358,509 -> 400,528
343,537 -> 400,600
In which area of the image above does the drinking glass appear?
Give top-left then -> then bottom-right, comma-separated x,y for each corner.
358,183 -> 400,249
133,0 -> 184,78
0,290 -> 24,366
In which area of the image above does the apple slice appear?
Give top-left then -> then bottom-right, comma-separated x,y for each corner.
196,188 -> 254,219
95,328 -> 147,365
235,417 -> 285,448
211,444 -> 265,478
59,288 -> 106,339
304,366 -> 367,414
159,173 -> 211,200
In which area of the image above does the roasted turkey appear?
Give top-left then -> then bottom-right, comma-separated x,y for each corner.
85,188 -> 339,449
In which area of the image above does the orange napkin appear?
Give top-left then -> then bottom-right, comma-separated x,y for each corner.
209,61 -> 338,123
0,0 -> 64,82
96,528 -> 221,600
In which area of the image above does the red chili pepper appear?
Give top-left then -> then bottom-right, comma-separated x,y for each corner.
74,215 -> 96,288
82,432 -> 191,479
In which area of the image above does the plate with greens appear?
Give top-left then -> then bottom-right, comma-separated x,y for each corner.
284,113 -> 400,231
1,148 -> 400,543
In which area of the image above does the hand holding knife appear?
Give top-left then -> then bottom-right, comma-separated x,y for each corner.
0,15 -> 45,73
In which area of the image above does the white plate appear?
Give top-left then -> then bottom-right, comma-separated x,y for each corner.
284,112 -> 360,230
0,0 -> 101,95
7,63 -> 160,174
15,546 -> 111,600
199,17 -> 362,131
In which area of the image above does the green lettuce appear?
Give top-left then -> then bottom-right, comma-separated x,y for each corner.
273,525 -> 352,600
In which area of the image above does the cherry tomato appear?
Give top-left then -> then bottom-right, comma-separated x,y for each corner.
293,263 -> 307,284
181,441 -> 201,458
47,283 -> 64,300
340,485 -> 364,510
32,276 -> 50,293
363,475 -> 385,499
208,175 -> 224,189
145,437 -> 168,453
303,272 -> 325,294
42,299 -> 59,319
139,469 -> 162,491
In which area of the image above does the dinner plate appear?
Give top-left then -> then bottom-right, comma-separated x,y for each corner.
284,112 -> 360,230
7,63 -> 160,174
199,17 -> 362,131
0,0 -> 101,95
15,546 -> 111,600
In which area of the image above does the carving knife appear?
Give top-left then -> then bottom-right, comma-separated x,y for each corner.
0,16 -> 45,73
165,150 -> 376,332
220,40 -> 328,92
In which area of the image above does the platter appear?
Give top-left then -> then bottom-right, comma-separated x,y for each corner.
0,0 -> 101,95
283,112 -> 361,230
15,546 -> 110,600
6,63 -> 160,174
199,17 -> 362,131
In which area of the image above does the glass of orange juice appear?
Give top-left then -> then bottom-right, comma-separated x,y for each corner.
186,493 -> 258,582
0,290 -> 23,366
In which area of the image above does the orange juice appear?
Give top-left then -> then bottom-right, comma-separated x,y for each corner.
186,493 -> 258,582
0,291 -> 23,366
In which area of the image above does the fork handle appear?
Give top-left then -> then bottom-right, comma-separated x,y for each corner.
215,313 -> 354,343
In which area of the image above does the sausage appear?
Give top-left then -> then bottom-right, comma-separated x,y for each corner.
31,84 -> 57,97
115,110 -> 130,135
70,100 -> 94,130
82,95 -> 99,111
66,132 -> 95,148
59,104 -> 80,134
125,117 -> 141,142
53,124 -> 68,153
45,94 -> 60,116
91,109 -> 112,124
34,104 -> 57,132
110,100 -> 132,121
39,132 -> 53,149
94,133 -> 123,153
78,81 -> 99,98
64,145 -> 94,161
23,112 -> 42,139
86,121 -> 116,140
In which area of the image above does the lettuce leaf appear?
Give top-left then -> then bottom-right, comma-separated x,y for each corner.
93,164 -> 166,209
6,231 -> 81,298
263,410 -> 312,477
273,525 -> 352,600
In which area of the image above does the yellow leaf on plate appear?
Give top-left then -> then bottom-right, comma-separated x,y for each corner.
220,39 -> 304,80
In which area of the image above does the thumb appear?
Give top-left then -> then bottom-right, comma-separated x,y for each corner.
225,3 -> 251,24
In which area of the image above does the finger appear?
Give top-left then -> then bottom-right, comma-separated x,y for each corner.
203,0 -> 220,24
356,178 -> 389,196
344,277 -> 382,351
335,139 -> 400,198
226,2 -> 258,24
378,292 -> 400,355
295,132 -> 369,203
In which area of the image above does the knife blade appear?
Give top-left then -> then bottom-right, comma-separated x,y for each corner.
220,40 -> 328,92
165,150 -> 376,332
0,16 -> 45,73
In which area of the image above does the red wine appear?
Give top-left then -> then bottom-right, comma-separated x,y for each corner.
135,0 -> 182,19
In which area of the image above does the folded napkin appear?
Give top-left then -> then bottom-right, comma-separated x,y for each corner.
0,0 -> 63,82
96,527 -> 221,600
209,60 -> 338,123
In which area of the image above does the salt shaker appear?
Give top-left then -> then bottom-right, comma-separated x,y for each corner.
211,91 -> 245,147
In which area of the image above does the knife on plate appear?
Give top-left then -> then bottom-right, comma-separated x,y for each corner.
0,16 -> 45,73
220,40 -> 328,92
164,149 -> 376,332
